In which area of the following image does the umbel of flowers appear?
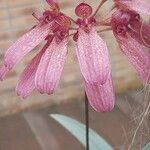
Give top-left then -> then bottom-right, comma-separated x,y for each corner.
0,0 -> 149,112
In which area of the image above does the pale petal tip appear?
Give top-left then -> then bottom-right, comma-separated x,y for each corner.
16,85 -> 30,99
85,75 -> 115,113
36,89 -> 44,94
37,89 -> 54,95
48,91 -> 53,95
91,102 -> 115,113
16,91 -> 28,99
0,65 -> 9,81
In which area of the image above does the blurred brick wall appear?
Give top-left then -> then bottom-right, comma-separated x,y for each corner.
0,0 -> 143,116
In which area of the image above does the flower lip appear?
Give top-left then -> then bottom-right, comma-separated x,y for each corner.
75,2 -> 93,18
116,25 -> 128,36
111,10 -> 140,36
43,10 -> 54,23
33,5 -> 71,42
74,3 -> 96,41
111,10 -> 131,26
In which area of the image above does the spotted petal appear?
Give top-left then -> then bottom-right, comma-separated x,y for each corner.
115,33 -> 150,83
16,43 -> 50,99
85,74 -> 115,112
4,24 -> 50,70
35,38 -> 68,95
76,27 -> 111,85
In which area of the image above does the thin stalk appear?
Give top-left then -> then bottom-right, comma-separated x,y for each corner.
85,92 -> 89,150
96,17 -> 111,27
97,27 -> 112,33
92,0 -> 108,17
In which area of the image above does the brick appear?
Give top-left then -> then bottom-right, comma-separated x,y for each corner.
7,0 -> 36,7
0,31 -> 11,41
14,29 -> 27,38
0,40 -> 13,52
0,9 -> 8,19
0,20 -> 10,31
11,15 -> 35,28
9,4 -> 41,18
0,0 -> 6,8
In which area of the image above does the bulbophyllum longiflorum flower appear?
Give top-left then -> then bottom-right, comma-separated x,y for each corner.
73,3 -> 115,112
110,9 -> 150,83
0,0 -> 149,112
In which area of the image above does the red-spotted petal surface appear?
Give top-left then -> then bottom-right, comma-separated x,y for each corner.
76,28 -> 111,85
4,24 -> 50,70
115,33 -> 150,83
85,74 -> 115,112
115,0 -> 150,15
16,43 -> 50,99
35,38 -> 68,95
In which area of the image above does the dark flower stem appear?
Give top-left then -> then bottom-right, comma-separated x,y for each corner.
85,92 -> 89,150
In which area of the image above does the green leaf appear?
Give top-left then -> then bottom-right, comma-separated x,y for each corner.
143,143 -> 150,150
50,114 -> 113,150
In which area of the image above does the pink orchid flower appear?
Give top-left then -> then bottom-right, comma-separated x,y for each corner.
0,1 -> 115,112
73,3 -> 115,112
114,0 -> 150,15
0,0 -> 70,97
0,0 -> 149,112
111,9 -> 150,83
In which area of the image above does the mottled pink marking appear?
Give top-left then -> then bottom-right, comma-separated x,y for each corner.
85,73 -> 115,112
4,24 -> 50,70
76,28 -> 111,85
35,38 -> 68,95
16,43 -> 50,99
74,2 -> 115,112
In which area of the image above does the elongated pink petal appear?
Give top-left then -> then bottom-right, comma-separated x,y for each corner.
115,33 -> 150,83
76,27 -> 111,85
115,0 -> 150,15
35,38 -> 68,95
0,65 -> 9,81
4,24 -> 50,70
16,43 -> 50,99
85,74 -> 115,112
